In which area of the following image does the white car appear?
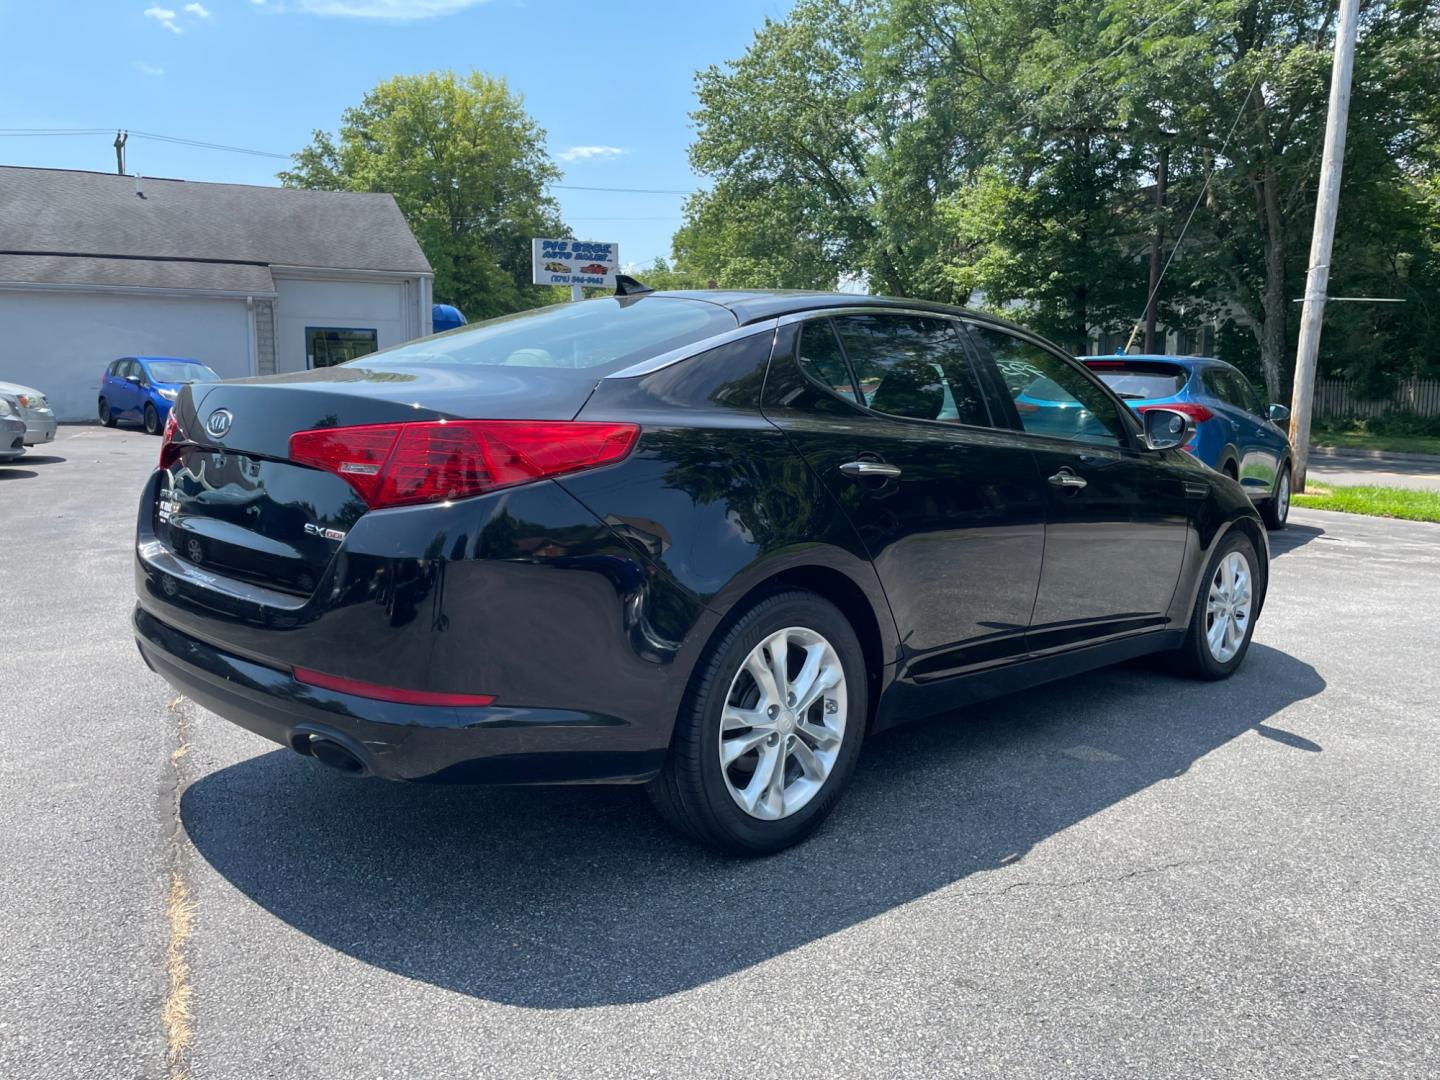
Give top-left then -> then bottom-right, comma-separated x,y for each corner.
0,381 -> 58,445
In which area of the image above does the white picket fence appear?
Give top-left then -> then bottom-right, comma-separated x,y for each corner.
1313,377 -> 1440,419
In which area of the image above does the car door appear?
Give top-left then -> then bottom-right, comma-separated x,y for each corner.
100,361 -> 119,411
960,320 -> 1193,654
762,311 -> 1047,679
111,360 -> 139,417
1209,368 -> 1282,495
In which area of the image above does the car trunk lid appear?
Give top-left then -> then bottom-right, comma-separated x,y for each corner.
154,363 -> 603,597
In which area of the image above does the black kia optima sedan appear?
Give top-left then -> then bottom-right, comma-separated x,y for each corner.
133,286 -> 1268,853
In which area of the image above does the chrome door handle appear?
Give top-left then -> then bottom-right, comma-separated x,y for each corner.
839,460 -> 902,479
1047,469 -> 1088,489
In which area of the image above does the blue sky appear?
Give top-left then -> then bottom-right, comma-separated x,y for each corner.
0,0 -> 791,266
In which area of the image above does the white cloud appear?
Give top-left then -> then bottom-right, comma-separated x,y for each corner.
557,145 -> 628,163
143,5 -> 182,32
134,61 -> 166,75
286,0 -> 489,16
183,2 -> 211,16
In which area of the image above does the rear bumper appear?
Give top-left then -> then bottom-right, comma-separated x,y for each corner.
22,414 -> 57,444
133,605 -> 666,784
1,418 -> 25,458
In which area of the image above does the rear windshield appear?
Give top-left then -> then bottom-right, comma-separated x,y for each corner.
148,361 -> 220,383
359,296 -> 737,375
1084,361 -> 1187,400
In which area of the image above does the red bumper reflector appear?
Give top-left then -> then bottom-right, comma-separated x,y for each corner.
293,666 -> 496,707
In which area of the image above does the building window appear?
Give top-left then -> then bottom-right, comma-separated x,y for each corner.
306,327 -> 378,368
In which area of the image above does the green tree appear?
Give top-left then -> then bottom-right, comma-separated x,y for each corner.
676,0 -> 1440,399
626,257 -> 715,291
280,71 -> 566,320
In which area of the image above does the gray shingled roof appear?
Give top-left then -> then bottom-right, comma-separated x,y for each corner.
0,166 -> 431,290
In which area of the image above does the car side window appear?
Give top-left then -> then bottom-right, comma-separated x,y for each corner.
830,313 -> 991,426
797,321 -> 859,404
964,323 -> 1126,447
1232,373 -> 1262,414
1208,369 -> 1255,413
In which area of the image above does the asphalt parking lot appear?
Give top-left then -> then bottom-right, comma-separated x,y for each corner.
3,425 -> 1438,1079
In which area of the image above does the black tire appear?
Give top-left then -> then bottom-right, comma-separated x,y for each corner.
143,403 -> 161,436
98,397 -> 116,427
1170,531 -> 1261,680
1261,464 -> 1291,531
647,590 -> 868,855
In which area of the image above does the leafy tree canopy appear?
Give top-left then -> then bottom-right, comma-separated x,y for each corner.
678,0 -> 1440,398
280,71 -> 567,320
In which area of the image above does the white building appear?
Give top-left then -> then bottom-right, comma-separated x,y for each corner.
0,166 -> 433,420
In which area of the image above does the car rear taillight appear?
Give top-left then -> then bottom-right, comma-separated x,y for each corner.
1138,402 -> 1214,423
158,409 -> 182,470
288,419 -> 640,509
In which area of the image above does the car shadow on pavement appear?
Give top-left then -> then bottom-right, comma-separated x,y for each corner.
1269,522 -> 1324,557
19,454 -> 66,465
0,467 -> 39,480
181,642 -> 1324,1009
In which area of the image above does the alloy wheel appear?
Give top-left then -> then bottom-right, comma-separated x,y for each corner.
1205,551 -> 1253,663
1276,470 -> 1291,521
718,626 -> 847,821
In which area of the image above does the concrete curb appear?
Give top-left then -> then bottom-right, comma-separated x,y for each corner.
1312,445 -> 1440,467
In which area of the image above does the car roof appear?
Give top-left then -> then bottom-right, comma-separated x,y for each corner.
131,356 -> 205,363
649,289 -> 1046,339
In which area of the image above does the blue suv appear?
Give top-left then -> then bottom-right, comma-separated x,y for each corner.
99,357 -> 221,436
1081,354 -> 1293,530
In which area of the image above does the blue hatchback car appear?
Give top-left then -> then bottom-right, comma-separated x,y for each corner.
99,357 -> 221,436
1080,354 -> 1293,529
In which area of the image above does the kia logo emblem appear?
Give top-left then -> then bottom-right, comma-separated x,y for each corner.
205,409 -> 233,439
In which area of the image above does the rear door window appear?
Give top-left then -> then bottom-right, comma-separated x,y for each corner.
965,323 -> 1128,447
1208,369 -> 1261,414
797,321 -> 859,403
829,313 -> 991,427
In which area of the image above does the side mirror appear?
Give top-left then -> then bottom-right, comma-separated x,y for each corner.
125,374 -> 141,384
1140,407 -> 1196,451
1266,402 -> 1290,423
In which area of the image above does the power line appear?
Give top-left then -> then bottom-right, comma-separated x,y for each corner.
554,184 -> 691,195
568,216 -> 685,221
1124,69 -> 1265,352
129,130 -> 289,160
0,126 -> 290,158
0,128 -> 112,136
0,128 -> 699,194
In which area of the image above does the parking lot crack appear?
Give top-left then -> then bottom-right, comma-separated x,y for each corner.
982,859 -> 1206,900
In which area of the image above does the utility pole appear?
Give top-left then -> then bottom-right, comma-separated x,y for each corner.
113,131 -> 128,175
1289,0 -> 1360,491
1144,144 -> 1169,353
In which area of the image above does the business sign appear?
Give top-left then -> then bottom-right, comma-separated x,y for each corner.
531,238 -> 620,288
